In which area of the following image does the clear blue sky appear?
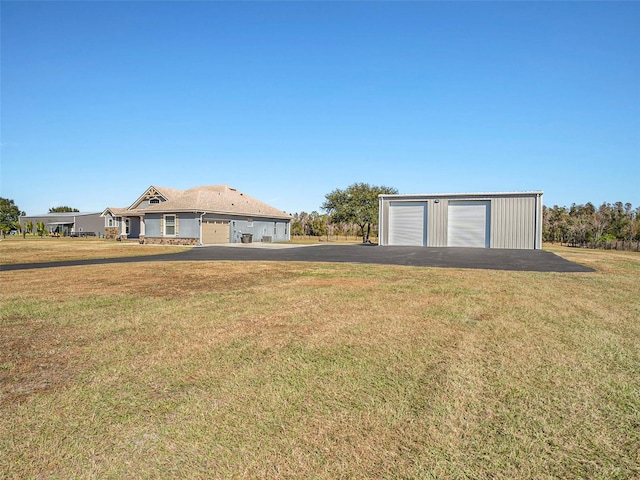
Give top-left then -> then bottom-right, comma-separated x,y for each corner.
2,1 -> 639,215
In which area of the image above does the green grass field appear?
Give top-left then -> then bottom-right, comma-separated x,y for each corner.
1,240 -> 638,479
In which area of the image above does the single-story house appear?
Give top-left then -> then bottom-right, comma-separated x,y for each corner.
378,191 -> 543,249
101,185 -> 292,245
19,212 -> 105,237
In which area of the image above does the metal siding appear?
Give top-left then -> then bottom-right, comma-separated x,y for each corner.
491,197 -> 536,249
71,214 -> 105,236
447,201 -> 490,248
379,199 -> 390,245
428,199 -> 448,247
379,192 -> 542,250
388,202 -> 427,245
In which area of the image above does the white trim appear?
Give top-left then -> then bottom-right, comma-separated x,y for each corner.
163,214 -> 177,236
379,191 -> 543,200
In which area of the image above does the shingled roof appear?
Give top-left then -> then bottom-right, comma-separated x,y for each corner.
111,185 -> 291,220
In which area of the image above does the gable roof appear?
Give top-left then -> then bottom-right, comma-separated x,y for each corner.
128,185 -> 185,210
106,185 -> 291,220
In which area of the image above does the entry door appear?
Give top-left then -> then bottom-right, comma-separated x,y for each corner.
388,202 -> 427,246
447,201 -> 490,248
202,220 -> 230,244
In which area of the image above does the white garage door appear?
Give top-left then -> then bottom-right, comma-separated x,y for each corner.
447,201 -> 490,248
389,202 -> 427,246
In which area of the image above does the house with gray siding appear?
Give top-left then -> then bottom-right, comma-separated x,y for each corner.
378,191 -> 543,249
102,185 -> 291,245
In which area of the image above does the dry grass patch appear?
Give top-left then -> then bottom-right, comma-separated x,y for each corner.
0,237 -> 186,265
1,252 -> 639,479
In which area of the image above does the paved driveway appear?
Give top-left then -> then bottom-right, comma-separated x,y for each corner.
1,244 -> 594,272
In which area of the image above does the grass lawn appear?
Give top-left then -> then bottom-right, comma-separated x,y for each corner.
0,243 -> 638,479
0,237 -> 187,265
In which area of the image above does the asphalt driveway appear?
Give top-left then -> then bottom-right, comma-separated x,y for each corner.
1,244 -> 594,272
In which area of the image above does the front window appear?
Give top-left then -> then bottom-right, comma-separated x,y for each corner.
164,215 -> 176,236
125,218 -> 131,235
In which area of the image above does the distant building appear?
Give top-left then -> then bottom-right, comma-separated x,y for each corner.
101,185 -> 292,245
378,191 -> 543,249
19,212 -> 105,237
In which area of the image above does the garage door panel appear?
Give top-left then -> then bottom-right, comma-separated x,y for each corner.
389,203 -> 426,246
202,220 -> 230,244
447,201 -> 490,248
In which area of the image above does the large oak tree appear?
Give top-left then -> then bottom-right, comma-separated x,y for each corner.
0,197 -> 24,233
322,182 -> 398,243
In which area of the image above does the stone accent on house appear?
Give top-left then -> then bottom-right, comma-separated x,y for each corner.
143,237 -> 199,246
105,227 -> 119,240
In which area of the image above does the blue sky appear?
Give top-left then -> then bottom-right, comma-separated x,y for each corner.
2,1 -> 639,215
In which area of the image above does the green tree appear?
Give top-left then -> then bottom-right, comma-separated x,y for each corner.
322,182 -> 398,243
307,211 -> 327,237
36,221 -> 46,237
49,206 -> 80,213
0,197 -> 24,234
543,205 -> 570,243
291,212 -> 309,236
23,220 -> 34,237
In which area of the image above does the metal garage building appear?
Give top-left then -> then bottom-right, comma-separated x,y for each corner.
378,191 -> 543,249
19,212 -> 105,237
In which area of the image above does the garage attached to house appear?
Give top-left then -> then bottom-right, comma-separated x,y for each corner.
202,219 -> 230,244
378,191 -> 543,249
102,185 -> 291,245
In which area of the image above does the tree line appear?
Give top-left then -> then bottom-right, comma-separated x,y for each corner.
543,202 -> 640,246
291,183 -> 397,243
290,211 -> 376,240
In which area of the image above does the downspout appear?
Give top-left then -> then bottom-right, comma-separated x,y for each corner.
199,212 -> 205,246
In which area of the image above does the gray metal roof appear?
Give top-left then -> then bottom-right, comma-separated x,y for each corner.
20,212 -> 102,218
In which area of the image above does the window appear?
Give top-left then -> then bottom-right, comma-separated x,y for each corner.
150,198 -> 160,204
247,218 -> 254,227
274,222 -> 277,235
125,218 -> 130,235
164,215 -> 176,236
